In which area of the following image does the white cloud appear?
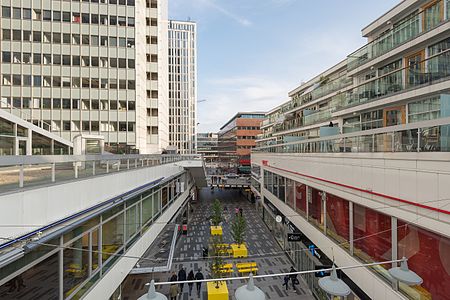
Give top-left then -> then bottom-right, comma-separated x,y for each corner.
173,0 -> 252,27
200,0 -> 253,26
198,76 -> 292,132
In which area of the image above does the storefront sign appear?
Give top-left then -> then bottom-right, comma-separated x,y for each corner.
287,233 -> 302,242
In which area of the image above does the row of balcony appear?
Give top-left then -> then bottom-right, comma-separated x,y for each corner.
254,118 -> 450,154
332,50 -> 450,112
347,0 -> 449,70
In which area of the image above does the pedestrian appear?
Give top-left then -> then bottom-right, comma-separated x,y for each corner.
178,266 -> 186,291
202,246 -> 208,259
282,274 -> 290,290
187,270 -> 195,296
235,207 -> 239,216
169,283 -> 179,300
195,268 -> 204,297
239,207 -> 243,217
290,266 -> 299,289
169,272 -> 177,282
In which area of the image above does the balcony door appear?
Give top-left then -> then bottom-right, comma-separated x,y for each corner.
383,106 -> 406,127
405,50 -> 425,87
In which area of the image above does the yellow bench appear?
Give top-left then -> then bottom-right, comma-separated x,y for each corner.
238,267 -> 258,275
236,262 -> 257,269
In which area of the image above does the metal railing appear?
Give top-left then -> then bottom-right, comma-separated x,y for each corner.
0,154 -> 202,193
253,118 -> 450,154
333,49 -> 450,112
347,0 -> 449,70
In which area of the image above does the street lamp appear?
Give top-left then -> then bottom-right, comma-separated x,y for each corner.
235,273 -> 266,300
138,280 -> 168,300
318,264 -> 351,297
388,257 -> 423,286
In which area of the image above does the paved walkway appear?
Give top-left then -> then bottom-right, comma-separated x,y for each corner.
122,188 -> 313,300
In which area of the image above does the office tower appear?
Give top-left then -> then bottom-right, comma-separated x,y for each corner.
168,20 -> 197,154
0,0 -> 169,154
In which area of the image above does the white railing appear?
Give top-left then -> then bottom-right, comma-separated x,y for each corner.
253,117 -> 450,154
0,154 -> 202,193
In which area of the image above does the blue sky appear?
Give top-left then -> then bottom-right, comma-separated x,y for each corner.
169,0 -> 400,132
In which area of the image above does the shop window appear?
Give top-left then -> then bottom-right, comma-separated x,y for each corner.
286,178 -> 295,210
309,188 -> 324,229
325,193 -> 350,245
397,221 -> 450,299
353,204 -> 391,280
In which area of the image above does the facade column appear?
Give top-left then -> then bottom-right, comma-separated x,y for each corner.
349,202 -> 354,255
391,216 -> 398,290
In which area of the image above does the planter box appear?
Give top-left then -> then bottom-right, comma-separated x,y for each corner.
210,225 -> 223,236
207,281 -> 228,300
231,243 -> 248,258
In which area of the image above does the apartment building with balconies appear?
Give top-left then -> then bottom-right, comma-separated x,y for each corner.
253,1 -> 450,299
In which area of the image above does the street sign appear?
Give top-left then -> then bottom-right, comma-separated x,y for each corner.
287,233 -> 302,242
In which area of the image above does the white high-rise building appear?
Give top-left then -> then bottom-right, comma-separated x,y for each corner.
0,0 -> 169,154
168,20 -> 197,154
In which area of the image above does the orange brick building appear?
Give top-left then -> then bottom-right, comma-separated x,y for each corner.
218,112 -> 265,174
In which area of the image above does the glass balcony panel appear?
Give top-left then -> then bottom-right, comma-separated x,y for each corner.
347,1 -> 446,70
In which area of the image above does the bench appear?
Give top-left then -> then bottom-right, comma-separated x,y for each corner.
236,262 -> 257,269
238,267 -> 258,275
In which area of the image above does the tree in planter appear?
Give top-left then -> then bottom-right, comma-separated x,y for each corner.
211,199 -> 223,226
231,215 -> 246,248
209,235 -> 225,288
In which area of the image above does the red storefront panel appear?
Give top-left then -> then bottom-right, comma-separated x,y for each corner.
326,193 -> 350,242
353,204 -> 391,266
398,221 -> 450,299
309,187 -> 323,229
295,183 -> 306,216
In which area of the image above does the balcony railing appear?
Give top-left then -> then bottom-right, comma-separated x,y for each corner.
347,0 -> 449,70
253,117 -> 450,154
333,49 -> 450,112
0,154 -> 202,193
303,110 -> 332,126
289,76 -> 353,110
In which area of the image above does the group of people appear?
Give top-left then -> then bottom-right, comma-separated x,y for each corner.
168,266 -> 204,299
282,266 -> 300,291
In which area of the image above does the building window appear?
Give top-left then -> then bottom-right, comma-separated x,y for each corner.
397,220 -> 450,299
353,204 -> 391,281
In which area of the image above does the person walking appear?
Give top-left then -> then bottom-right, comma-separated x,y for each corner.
169,283 -> 179,300
195,268 -> 204,297
178,266 -> 186,292
239,207 -> 243,217
169,272 -> 177,282
282,274 -> 290,290
235,207 -> 239,216
290,266 -> 298,289
187,270 -> 195,296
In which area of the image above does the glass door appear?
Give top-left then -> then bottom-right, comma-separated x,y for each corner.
383,106 -> 405,127
16,138 -> 27,155
405,50 -> 425,87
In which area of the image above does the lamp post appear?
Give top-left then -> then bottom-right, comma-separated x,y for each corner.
235,273 -> 266,300
138,280 -> 168,300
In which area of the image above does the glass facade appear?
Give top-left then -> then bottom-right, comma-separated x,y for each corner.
0,174 -> 187,299
397,221 -> 450,300
259,169 -> 450,300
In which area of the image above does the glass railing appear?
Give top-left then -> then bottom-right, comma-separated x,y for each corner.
273,117 -> 303,133
0,154 -> 202,193
347,0 -> 448,70
290,76 -> 353,110
303,110 -> 332,126
333,50 -> 450,111
253,118 -> 450,154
